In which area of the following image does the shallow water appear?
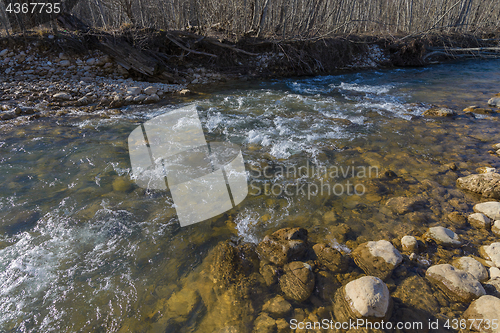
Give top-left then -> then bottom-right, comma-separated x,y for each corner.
1,59 -> 500,332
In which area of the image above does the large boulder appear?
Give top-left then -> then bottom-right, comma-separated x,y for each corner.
352,240 -> 403,281
480,243 -> 500,267
474,202 -> 500,220
334,276 -> 392,322
462,295 -> 500,333
457,173 -> 500,199
279,261 -> 315,302
256,228 -> 308,266
452,257 -> 489,282
426,264 -> 485,303
312,243 -> 348,274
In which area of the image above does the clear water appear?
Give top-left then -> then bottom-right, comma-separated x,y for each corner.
1,59 -> 500,332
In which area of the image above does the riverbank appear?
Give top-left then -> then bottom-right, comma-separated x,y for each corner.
1,29 -> 499,123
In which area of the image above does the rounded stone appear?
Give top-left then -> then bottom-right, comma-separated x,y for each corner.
344,276 -> 391,318
312,243 -> 348,274
474,202 -> 500,220
462,296 -> 500,333
401,236 -> 418,253
426,264 -> 485,303
352,240 -> 403,281
480,243 -> 500,267
452,257 -> 489,282
423,226 -> 461,247
279,261 -> 315,302
492,220 -> 500,237
468,212 -> 492,230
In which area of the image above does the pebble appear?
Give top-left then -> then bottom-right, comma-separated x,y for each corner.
401,235 -> 418,253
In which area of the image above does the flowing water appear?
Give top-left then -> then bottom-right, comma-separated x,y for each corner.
1,59 -> 500,332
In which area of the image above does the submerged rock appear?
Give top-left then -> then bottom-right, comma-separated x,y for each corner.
392,274 -> 439,315
312,243 -> 348,273
480,243 -> 500,267
259,262 -> 278,286
462,296 -> 500,333
334,276 -> 392,322
385,196 -> 428,214
423,107 -> 456,117
279,261 -> 315,302
452,257 -> 488,282
352,240 -> 403,281
423,226 -> 461,247
474,201 -> 500,220
253,312 -> 276,333
468,212 -> 492,230
262,296 -> 292,318
256,227 -> 308,266
457,173 -> 500,199
426,264 -> 485,303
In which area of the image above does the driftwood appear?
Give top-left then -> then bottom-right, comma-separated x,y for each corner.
424,46 -> 500,61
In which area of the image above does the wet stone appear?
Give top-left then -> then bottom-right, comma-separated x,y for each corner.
426,264 -> 485,303
468,212 -> 492,230
423,107 -> 456,117
334,276 -> 392,322
452,257 -> 489,282
401,235 -> 418,253
312,243 -> 348,273
493,220 -> 500,237
483,278 -> 500,298
253,312 -> 276,333
423,226 -> 461,247
462,295 -> 500,333
256,228 -> 308,266
279,261 -> 315,302
474,201 -> 500,220
479,243 -> 500,267
352,240 -> 403,281
457,173 -> 500,199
